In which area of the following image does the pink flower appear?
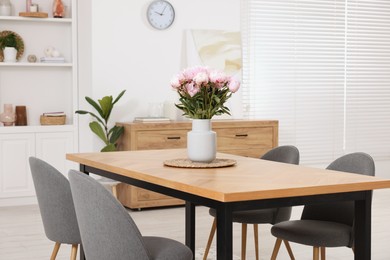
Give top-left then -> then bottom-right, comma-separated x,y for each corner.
228,78 -> 240,93
209,70 -> 228,84
193,72 -> 209,85
170,76 -> 181,89
186,82 -> 199,97
171,66 -> 241,119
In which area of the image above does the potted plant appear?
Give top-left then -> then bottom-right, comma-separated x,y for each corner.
76,90 -> 126,152
170,66 -> 240,162
0,32 -> 18,62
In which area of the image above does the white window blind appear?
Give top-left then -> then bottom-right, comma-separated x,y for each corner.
242,0 -> 390,164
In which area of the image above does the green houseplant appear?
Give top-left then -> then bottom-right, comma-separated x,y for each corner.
0,32 -> 19,62
0,32 -> 17,50
76,90 -> 126,152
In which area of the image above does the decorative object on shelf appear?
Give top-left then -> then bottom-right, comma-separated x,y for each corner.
164,158 -> 236,168
170,66 -> 240,162
27,54 -> 37,63
76,90 -> 126,152
30,3 -> 38,12
0,104 -> 16,126
40,112 -> 66,125
52,0 -> 64,18
19,11 -> 48,18
15,106 -> 27,126
0,0 -> 12,16
26,0 -> 32,12
0,30 -> 24,62
41,46 -> 65,63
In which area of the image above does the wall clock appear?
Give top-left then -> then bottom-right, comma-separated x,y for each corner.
147,0 -> 175,30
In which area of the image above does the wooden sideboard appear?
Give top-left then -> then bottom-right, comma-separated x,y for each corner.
116,119 -> 278,209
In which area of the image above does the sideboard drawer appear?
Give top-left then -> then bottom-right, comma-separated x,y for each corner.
135,130 -> 187,150
216,126 -> 274,150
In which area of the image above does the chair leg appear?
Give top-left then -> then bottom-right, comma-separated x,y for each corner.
111,185 -> 118,199
320,247 -> 326,260
270,238 -> 282,260
253,224 -> 259,260
203,218 -> 216,260
70,244 -> 78,260
313,246 -> 320,260
50,242 -> 61,260
241,223 -> 247,260
283,240 -> 295,260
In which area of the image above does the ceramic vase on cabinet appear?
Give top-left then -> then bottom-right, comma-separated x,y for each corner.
187,119 -> 216,162
0,104 -> 15,126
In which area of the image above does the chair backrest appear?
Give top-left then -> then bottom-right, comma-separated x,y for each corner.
261,146 -> 300,223
29,157 -> 81,244
68,170 -> 150,260
261,145 -> 300,165
301,152 -> 375,226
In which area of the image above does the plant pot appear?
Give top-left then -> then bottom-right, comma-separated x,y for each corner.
3,47 -> 17,62
187,119 -> 216,162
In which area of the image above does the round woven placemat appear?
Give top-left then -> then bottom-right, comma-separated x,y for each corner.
164,158 -> 236,168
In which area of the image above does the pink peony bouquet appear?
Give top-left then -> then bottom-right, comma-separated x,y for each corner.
170,66 -> 240,119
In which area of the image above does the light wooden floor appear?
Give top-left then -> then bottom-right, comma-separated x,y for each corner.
1,189 -> 390,260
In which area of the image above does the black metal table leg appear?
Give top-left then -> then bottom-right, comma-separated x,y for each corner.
185,201 -> 196,258
354,191 -> 372,260
216,204 -> 233,260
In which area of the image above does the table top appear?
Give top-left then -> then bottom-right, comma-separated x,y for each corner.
66,149 -> 390,202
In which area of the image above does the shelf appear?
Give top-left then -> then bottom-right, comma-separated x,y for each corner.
0,62 -> 72,67
0,124 -> 75,134
0,15 -> 72,23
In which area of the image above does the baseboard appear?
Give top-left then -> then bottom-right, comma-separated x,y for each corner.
0,196 -> 37,207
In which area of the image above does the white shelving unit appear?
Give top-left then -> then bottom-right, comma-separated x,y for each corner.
0,0 -> 78,206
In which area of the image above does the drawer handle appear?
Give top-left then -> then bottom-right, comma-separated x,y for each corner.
167,136 -> 181,140
235,134 -> 248,137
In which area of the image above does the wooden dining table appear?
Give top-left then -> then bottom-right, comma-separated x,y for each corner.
66,149 -> 390,260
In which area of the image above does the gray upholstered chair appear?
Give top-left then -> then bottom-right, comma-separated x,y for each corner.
270,152 -> 375,260
203,145 -> 300,260
29,157 -> 81,260
68,169 -> 193,260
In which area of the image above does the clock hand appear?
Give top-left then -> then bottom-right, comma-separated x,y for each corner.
161,4 -> 167,15
154,11 -> 162,15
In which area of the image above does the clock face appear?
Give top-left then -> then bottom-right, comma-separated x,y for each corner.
147,0 -> 175,30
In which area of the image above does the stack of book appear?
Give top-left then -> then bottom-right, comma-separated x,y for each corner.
40,57 -> 66,63
133,117 -> 170,123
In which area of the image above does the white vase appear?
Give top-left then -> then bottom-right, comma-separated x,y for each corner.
0,0 -> 12,16
3,47 -> 17,62
187,119 -> 216,162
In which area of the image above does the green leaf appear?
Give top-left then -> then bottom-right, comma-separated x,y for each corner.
76,111 -> 106,127
89,121 -> 108,144
101,144 -> 116,152
98,96 -> 113,120
109,126 -> 124,144
85,96 -> 104,118
113,90 -> 126,105
75,110 -> 89,114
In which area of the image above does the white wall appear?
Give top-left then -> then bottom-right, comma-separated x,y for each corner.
78,0 -> 241,152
